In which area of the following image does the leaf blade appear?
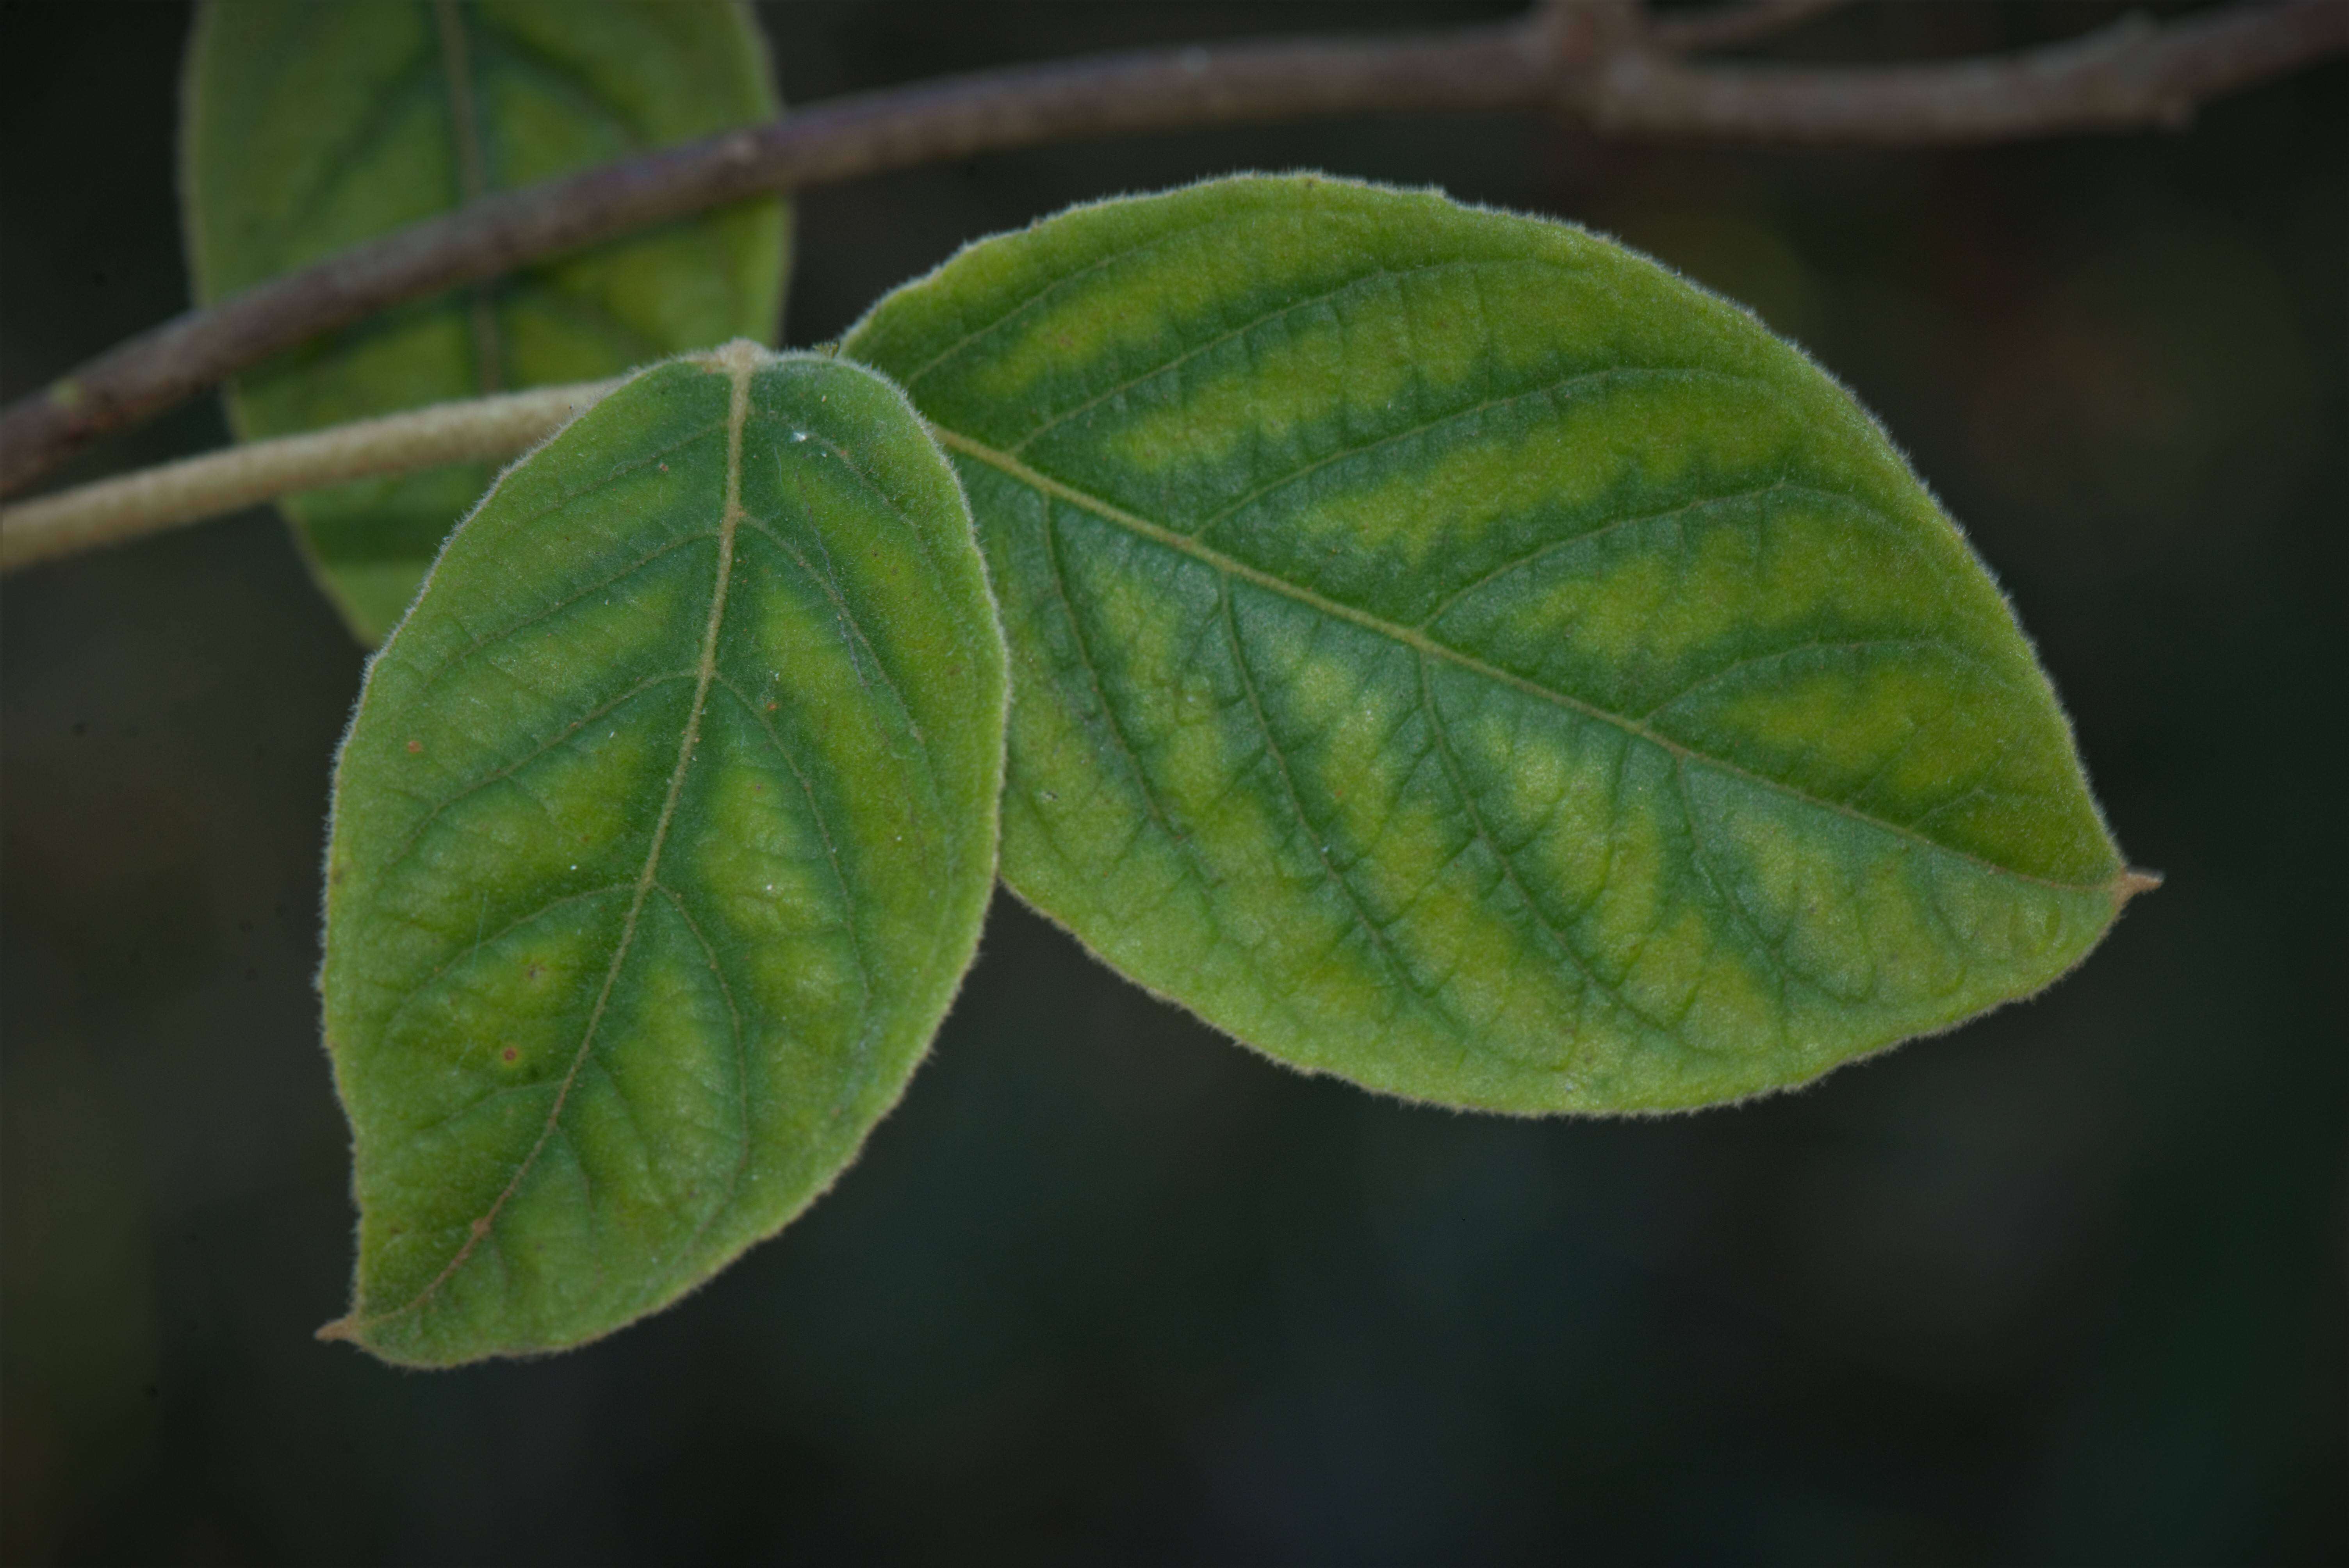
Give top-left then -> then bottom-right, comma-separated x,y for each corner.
847,174 -> 2136,1113
319,345 -> 1005,1365
181,0 -> 789,643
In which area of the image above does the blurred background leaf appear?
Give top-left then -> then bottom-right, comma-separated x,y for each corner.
2,3 -> 2340,1562
182,0 -> 789,643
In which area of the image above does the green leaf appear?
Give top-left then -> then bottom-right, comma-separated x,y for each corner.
317,344 -> 1005,1366
844,174 -> 2144,1115
182,0 -> 789,644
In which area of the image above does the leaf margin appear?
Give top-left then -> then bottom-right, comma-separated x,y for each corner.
315,339 -> 1009,1365
842,170 -> 2153,1117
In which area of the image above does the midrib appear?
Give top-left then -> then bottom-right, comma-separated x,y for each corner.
931,426 -> 2119,900
433,0 -> 504,392
364,354 -> 753,1333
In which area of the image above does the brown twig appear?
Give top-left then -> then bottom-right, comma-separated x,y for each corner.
1595,1 -> 2346,139
2,0 -> 2340,499
1650,0 -> 1855,55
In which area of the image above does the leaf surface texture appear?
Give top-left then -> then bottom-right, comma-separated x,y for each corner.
845,175 -> 2135,1113
182,0 -> 788,642
319,346 -> 1004,1365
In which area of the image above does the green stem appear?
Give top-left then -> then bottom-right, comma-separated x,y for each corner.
0,380 -> 618,574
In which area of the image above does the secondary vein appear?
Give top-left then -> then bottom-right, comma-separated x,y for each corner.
356,349 -> 756,1335
933,426 -> 2120,899
433,0 -> 504,393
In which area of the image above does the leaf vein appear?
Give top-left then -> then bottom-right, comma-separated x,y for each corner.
1034,501 -> 1224,911
384,668 -> 698,871
936,429 -> 2112,898
709,674 -> 878,1017
734,517 -> 939,795
1416,479 -> 1811,631
892,210 -> 1244,393
1637,636 -> 2013,725
652,882 -> 757,1278
260,57 -> 442,273
1671,757 -> 1797,1044
1189,365 -> 1768,540
1221,579 -> 1422,1014
356,355 -> 756,1336
1005,258 -> 1503,455
1416,653 -> 1670,1042
373,879 -> 635,1048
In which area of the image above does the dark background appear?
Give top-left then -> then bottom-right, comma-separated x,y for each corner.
2,3 -> 2341,1562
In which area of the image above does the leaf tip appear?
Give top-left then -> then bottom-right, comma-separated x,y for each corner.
314,1315 -> 359,1345
2116,866 -> 2164,905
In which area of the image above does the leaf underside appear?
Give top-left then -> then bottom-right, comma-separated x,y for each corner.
845,174 -> 2136,1115
319,346 -> 1005,1366
182,0 -> 789,643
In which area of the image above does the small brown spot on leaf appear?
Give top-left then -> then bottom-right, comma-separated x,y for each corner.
406,739 -> 423,754
471,1217 -> 492,1239
502,1046 -> 519,1062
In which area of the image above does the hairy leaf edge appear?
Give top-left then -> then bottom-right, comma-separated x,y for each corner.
179,0 -> 795,643
841,171 -> 2160,1115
